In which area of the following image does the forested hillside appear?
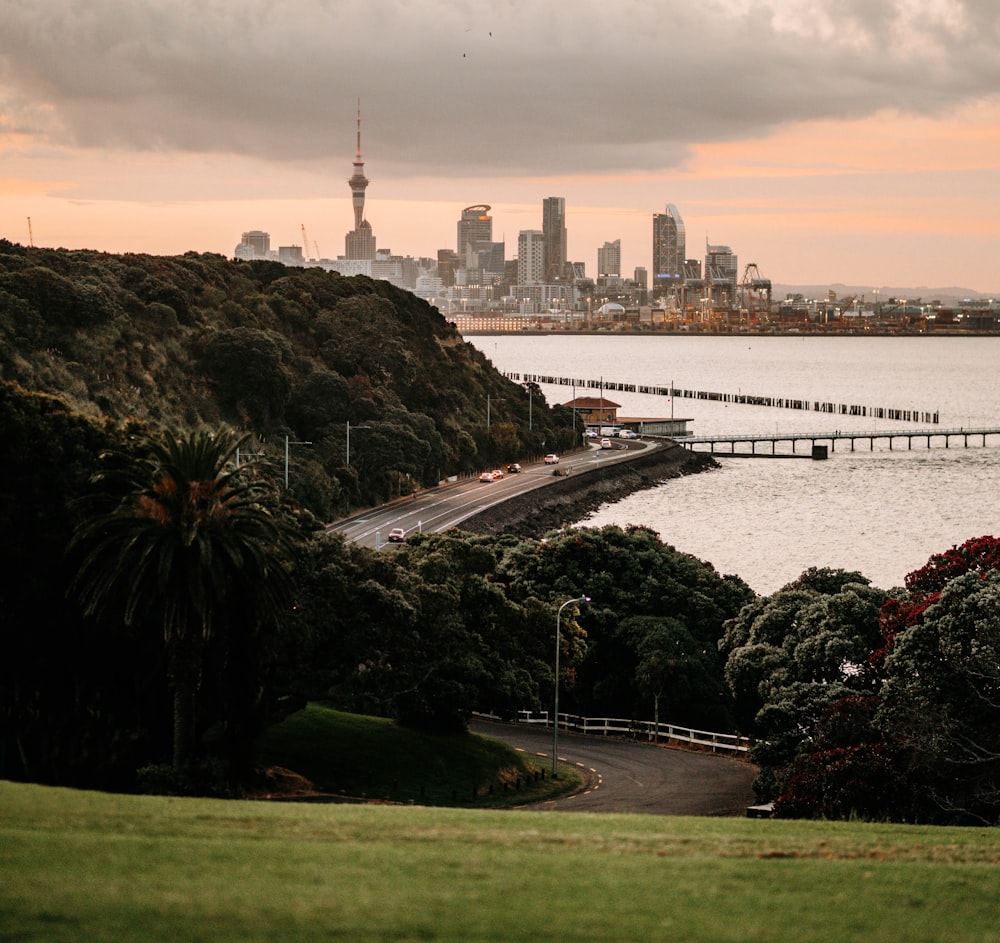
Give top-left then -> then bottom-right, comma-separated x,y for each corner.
0,241 -> 575,514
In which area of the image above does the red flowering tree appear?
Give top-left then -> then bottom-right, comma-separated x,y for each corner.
772,536 -> 1000,822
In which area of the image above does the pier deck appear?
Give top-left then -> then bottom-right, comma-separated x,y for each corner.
674,426 -> 1000,455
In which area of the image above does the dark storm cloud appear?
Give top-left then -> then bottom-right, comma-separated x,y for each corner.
2,0 -> 999,177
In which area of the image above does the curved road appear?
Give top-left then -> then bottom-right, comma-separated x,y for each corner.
326,439 -> 653,548
471,719 -> 756,816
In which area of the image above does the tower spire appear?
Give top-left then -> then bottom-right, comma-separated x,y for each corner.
348,99 -> 369,231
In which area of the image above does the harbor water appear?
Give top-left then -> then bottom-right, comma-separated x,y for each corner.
468,334 -> 1000,595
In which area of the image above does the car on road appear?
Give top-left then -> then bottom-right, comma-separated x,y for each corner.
491,468 -> 505,479
388,527 -> 406,543
543,453 -> 560,464
506,462 -> 521,474
600,438 -> 613,449
617,429 -> 637,439
585,429 -> 599,438
478,471 -> 494,482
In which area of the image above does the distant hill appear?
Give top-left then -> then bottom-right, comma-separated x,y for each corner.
0,241 -> 575,515
773,283 -> 996,304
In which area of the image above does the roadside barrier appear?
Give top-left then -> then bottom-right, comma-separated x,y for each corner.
509,710 -> 751,754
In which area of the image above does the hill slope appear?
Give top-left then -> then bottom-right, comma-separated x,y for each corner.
0,242 -> 575,513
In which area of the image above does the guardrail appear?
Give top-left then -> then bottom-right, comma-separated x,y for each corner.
511,710 -> 751,754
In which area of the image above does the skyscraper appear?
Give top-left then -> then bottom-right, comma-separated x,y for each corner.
345,102 -> 376,260
457,205 -> 492,263
517,230 -> 544,285
705,241 -> 738,288
598,239 -> 621,277
542,197 -> 567,283
652,204 -> 686,285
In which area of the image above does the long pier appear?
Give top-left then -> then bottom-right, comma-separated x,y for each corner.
675,426 -> 1000,456
506,372 -> 940,424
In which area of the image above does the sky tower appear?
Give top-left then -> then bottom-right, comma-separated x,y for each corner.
344,101 -> 376,260
347,100 -> 369,230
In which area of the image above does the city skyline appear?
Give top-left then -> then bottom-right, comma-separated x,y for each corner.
3,1 -> 1000,292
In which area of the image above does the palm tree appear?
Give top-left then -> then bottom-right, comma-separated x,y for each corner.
71,426 -> 295,774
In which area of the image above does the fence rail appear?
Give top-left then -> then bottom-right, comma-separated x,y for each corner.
510,710 -> 751,754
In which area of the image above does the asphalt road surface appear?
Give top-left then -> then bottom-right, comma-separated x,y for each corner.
471,718 -> 757,816
327,440 -> 650,549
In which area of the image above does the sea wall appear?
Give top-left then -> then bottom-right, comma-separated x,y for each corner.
459,443 -> 718,538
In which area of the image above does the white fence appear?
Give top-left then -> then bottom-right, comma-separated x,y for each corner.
512,710 -> 751,754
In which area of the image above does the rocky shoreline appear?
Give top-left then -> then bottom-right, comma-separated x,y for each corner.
459,442 -> 718,539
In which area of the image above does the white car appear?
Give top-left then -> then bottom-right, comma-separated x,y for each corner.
479,471 -> 494,482
543,453 -> 560,464
388,527 -> 406,543
600,438 -> 613,449
618,429 -> 637,439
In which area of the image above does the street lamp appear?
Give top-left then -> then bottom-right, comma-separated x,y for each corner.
487,395 -> 504,430
553,594 -> 590,778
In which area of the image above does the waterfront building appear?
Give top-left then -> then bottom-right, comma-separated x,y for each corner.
542,196 -> 568,282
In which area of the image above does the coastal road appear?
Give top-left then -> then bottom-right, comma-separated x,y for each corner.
470,718 -> 756,816
327,439 -> 653,548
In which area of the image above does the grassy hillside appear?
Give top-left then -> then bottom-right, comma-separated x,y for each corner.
253,704 -> 581,807
2,779 -> 996,943
0,242 -> 575,513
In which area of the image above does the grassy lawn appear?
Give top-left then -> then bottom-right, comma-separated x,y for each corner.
2,777 -> 998,943
254,704 -> 583,806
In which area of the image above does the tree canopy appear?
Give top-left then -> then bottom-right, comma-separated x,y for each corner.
0,242 -> 577,512
720,543 -> 1000,824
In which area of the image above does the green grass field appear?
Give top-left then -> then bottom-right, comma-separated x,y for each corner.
2,777 -> 998,943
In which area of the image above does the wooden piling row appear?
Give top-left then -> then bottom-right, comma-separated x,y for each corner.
507,372 -> 940,425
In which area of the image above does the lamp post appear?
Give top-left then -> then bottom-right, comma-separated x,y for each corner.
553,595 -> 590,778
487,395 -> 503,430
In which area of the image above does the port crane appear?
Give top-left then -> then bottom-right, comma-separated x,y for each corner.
739,263 -> 772,323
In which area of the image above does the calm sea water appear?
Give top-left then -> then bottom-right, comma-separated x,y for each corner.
469,334 -> 1000,595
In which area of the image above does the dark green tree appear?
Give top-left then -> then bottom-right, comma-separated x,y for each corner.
500,524 -> 754,728
877,569 -> 1000,823
70,426 -> 296,776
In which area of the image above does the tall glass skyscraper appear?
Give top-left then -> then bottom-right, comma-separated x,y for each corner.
652,204 -> 686,286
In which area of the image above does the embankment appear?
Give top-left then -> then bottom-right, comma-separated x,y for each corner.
460,443 -> 718,538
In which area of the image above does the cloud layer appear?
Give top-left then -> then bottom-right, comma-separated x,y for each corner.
4,0 -> 999,178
